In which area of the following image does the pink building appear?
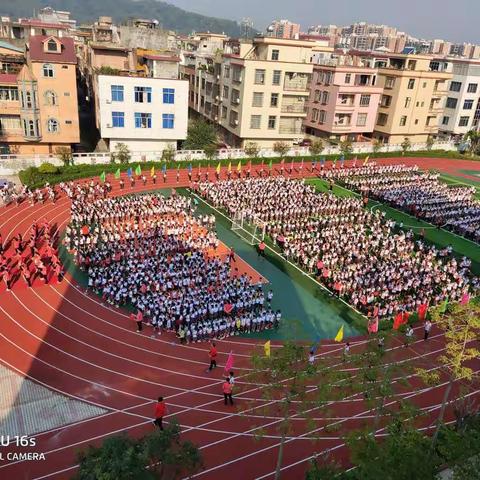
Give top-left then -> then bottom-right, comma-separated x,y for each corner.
304,60 -> 383,141
267,20 -> 300,40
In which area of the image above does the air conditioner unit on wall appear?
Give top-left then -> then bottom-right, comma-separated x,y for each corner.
106,99 -> 111,104
106,123 -> 112,128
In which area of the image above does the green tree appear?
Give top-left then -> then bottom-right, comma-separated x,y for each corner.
183,119 -> 217,150
426,135 -> 435,151
203,143 -> 218,162
464,130 -> 480,155
244,141 -> 260,161
273,141 -> 290,158
97,66 -> 120,75
56,146 -> 72,167
372,139 -> 383,157
308,139 -> 324,159
338,139 -> 353,158
162,144 -> 176,162
111,143 -> 131,164
400,137 -> 412,155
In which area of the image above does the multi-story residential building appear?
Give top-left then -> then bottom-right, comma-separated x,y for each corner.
304,56 -> 383,141
0,35 -> 80,154
186,36 -> 314,148
94,73 -> 188,153
439,59 -> 480,137
266,20 -> 301,40
372,53 -> 451,144
0,17 -> 70,46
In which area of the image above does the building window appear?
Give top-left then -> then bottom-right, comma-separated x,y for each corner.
252,92 -> 264,107
42,63 -> 54,77
135,112 -> 152,128
399,116 -> 407,126
162,113 -> 175,129
224,65 -> 230,78
272,70 -> 282,85
47,39 -> 58,52
321,91 -> 329,104
377,113 -> 388,126
111,111 -> 124,128
467,83 -> 478,93
318,110 -> 327,124
47,118 -> 59,133
407,79 -> 415,90
111,85 -> 124,102
423,82 -> 427,88
163,88 -> 175,104
446,97 -> 458,109
312,109 -> 319,122
380,95 -> 392,107
359,94 -> 370,106
271,49 -> 280,61
385,76 -> 395,89
222,106 -> 228,119
254,69 -> 266,85
134,86 -> 152,103
345,73 -> 351,84
268,115 -> 276,129
356,113 -> 368,126
271,93 -> 279,107
450,81 -> 462,92
442,116 -> 449,125
0,86 -> 19,101
25,91 -> 33,109
24,119 -> 36,137
459,116 -> 470,127
404,97 -> 411,108
223,86 -> 229,99
250,115 -> 261,129
463,99 -> 474,110
44,90 -> 57,106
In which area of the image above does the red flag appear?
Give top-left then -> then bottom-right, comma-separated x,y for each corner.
368,317 -> 378,334
393,312 -> 403,330
224,303 -> 233,314
224,351 -> 234,373
417,304 -> 428,321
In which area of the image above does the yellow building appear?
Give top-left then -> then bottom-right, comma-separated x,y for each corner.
373,54 -> 451,144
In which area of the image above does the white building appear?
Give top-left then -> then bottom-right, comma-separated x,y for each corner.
440,59 -> 480,137
96,74 -> 189,152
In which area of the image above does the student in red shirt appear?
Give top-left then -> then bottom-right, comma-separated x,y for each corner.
223,378 -> 233,405
153,396 -> 167,430
207,342 -> 217,371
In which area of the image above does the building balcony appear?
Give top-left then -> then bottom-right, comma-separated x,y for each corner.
284,80 -> 309,92
281,104 -> 307,114
425,124 -> 439,133
0,128 -> 24,141
332,122 -> 352,131
279,126 -> 303,135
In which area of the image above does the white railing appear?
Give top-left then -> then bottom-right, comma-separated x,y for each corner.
0,140 -> 458,175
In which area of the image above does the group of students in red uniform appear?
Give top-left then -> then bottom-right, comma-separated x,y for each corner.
0,219 -> 63,291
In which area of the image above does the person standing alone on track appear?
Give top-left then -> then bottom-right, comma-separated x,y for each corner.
153,396 -> 167,430
424,319 -> 432,341
207,342 -> 217,371
223,378 -> 234,406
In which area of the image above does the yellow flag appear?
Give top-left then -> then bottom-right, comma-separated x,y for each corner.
363,155 -> 370,166
150,166 -> 155,177
216,162 -> 221,174
228,161 -> 232,172
264,340 -> 271,357
334,325 -> 344,343
237,161 -> 242,172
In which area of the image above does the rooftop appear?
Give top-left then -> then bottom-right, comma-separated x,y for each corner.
0,73 -> 17,84
28,35 -> 77,64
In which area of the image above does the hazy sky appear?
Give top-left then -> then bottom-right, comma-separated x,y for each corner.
167,0 -> 479,43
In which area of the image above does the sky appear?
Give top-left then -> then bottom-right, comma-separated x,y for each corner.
167,0 -> 479,44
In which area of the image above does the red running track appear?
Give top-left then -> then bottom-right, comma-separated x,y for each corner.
0,158 -> 479,480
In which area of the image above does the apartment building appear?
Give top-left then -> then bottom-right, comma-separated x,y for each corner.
372,54 -> 451,144
439,59 -> 480,137
266,20 -> 301,40
0,36 -> 79,154
95,74 -> 188,152
304,56 -> 382,141
187,36 -> 315,148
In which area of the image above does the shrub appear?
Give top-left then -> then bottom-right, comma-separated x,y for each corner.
38,162 -> 60,174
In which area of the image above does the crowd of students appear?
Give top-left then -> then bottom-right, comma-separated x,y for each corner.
64,192 -> 281,340
321,164 -> 480,243
197,177 -> 478,319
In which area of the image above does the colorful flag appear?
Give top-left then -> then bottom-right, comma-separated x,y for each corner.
368,317 -> 379,334
332,157 -> 337,166
393,312 -> 403,330
237,161 -> 242,172
99,171 -> 106,183
216,162 -> 221,174
363,155 -> 370,166
127,167 -> 133,178
340,155 -> 345,167
114,168 -> 121,179
320,157 -> 326,166
268,159 -> 273,170
135,164 -> 142,176
162,163 -> 167,173
439,297 -> 449,314
228,161 -> 232,172
334,325 -> 344,342
310,335 -> 321,354
150,166 -> 155,177
224,351 -> 234,373
417,303 -> 428,321
264,340 -> 271,357
188,163 -> 192,172
460,292 -> 470,305
353,156 -> 357,168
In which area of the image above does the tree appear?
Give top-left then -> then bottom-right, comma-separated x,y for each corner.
75,422 -> 203,480
111,143 -> 131,164
183,119 -> 217,150
417,302 -> 480,450
372,139 -> 382,157
338,139 -> 353,158
56,146 -> 72,167
426,135 -> 435,151
203,143 -> 218,162
97,66 -> 120,75
464,130 -> 480,155
162,144 -> 176,162
244,142 -> 260,161
400,137 -> 412,155
273,141 -> 290,158
308,139 -> 324,159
